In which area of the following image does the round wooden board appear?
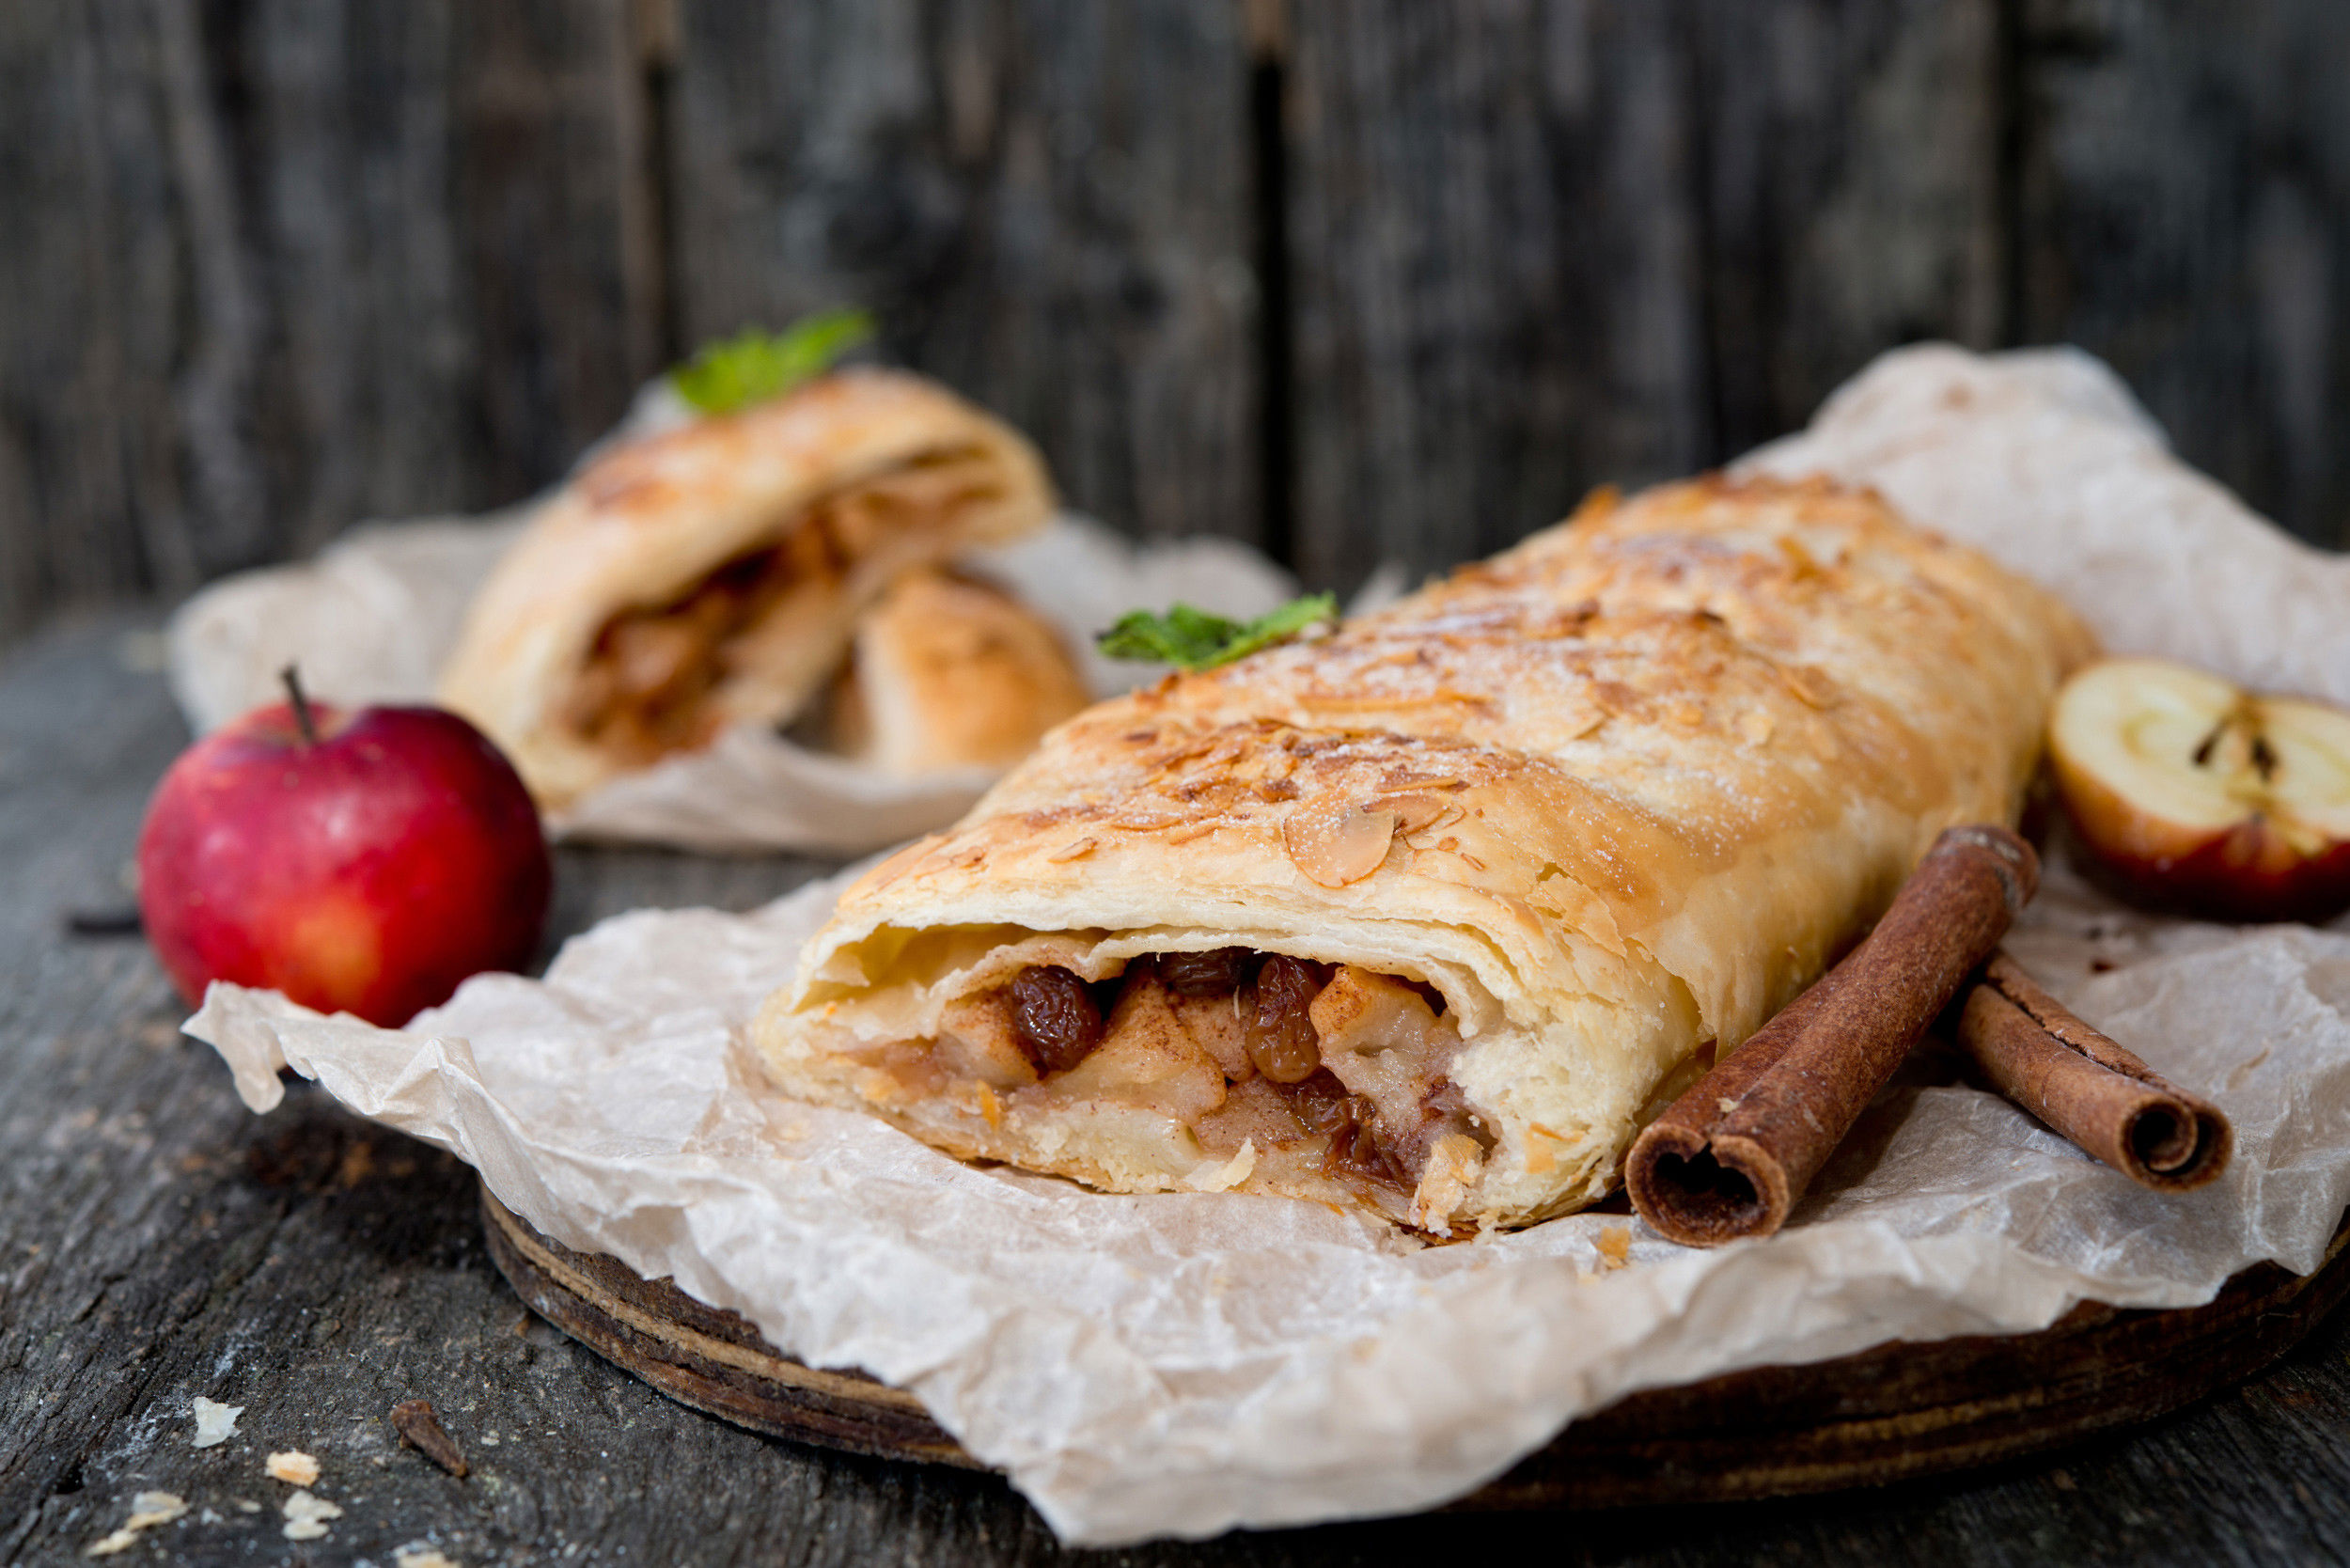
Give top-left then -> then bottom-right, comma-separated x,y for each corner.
479,1186 -> 2350,1510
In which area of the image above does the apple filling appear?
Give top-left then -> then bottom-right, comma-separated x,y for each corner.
926,950 -> 1496,1226
561,448 -> 1007,763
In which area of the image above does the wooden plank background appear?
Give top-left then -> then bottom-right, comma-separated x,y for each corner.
1,0 -> 2344,644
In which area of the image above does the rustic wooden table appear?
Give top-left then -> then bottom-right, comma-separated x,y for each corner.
8,609 -> 2349,1566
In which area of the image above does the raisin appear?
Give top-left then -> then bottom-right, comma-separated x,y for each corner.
1008,965 -> 1103,1075
1244,954 -> 1329,1083
1275,1068 -> 1355,1134
1275,1071 -> 1405,1187
1324,1113 -> 1406,1188
1158,947 -> 1255,997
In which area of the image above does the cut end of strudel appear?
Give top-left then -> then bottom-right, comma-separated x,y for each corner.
438,368 -> 1054,809
754,477 -> 2096,1233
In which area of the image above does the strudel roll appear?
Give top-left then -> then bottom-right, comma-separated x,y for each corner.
755,477 -> 2095,1231
439,368 -> 1052,808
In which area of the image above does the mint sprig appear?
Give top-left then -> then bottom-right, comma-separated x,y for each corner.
1097,593 -> 1337,672
669,309 -> 876,415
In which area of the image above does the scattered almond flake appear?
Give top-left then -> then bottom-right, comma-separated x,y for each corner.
1596,1225 -> 1633,1271
265,1450 -> 321,1486
1716,1097 -> 1739,1114
478,1432 -> 500,1446
86,1493 -> 189,1556
1738,709 -> 1777,745
1043,836 -> 1097,863
396,1548 -> 463,1568
1281,799 -> 1398,888
1189,1139 -> 1257,1193
281,1490 -> 343,1541
1163,822 -> 1218,844
1457,851 -> 1488,872
191,1396 -> 243,1449
234,1500 -> 261,1514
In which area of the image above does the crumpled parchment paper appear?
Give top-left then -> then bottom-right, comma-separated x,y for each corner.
187,346 -> 2350,1544
167,510 -> 1297,854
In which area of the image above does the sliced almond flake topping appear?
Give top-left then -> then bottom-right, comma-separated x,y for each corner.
1779,664 -> 1836,708
1738,709 -> 1777,745
1107,810 -> 1187,832
1043,837 -> 1098,863
1281,798 -> 1399,888
1164,823 -> 1219,844
1372,792 -> 1457,837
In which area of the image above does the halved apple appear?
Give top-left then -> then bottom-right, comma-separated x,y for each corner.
2048,657 -> 2350,924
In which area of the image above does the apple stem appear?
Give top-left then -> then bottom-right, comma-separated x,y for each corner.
280,664 -> 319,747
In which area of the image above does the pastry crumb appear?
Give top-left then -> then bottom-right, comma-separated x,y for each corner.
191,1396 -> 243,1449
1716,1097 -> 1738,1114
1596,1225 -> 1632,1271
395,1547 -> 462,1568
86,1493 -> 188,1556
265,1450 -> 321,1486
281,1490 -> 343,1542
1190,1138 -> 1257,1193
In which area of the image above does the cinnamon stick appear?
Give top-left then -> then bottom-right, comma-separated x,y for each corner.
1626,824 -> 2037,1247
1955,951 -> 2231,1191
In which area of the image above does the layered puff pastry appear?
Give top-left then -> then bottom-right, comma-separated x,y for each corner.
439,368 -> 1053,808
755,477 -> 2095,1232
819,571 -> 1091,776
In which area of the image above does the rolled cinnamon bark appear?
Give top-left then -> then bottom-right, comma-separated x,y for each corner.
1956,952 -> 2231,1191
1626,825 -> 2038,1247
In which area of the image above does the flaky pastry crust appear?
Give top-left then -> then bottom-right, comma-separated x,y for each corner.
822,571 -> 1090,776
755,477 -> 2097,1231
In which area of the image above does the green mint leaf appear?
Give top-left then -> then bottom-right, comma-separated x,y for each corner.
669,309 -> 877,415
1096,593 -> 1337,671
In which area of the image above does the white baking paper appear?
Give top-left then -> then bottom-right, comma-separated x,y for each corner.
186,346 -> 2350,1544
166,510 -> 1298,854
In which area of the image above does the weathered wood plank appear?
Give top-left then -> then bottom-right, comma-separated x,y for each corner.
0,0 -> 654,646
2013,0 -> 2350,548
666,0 -> 1264,547
1685,0 -> 2007,460
1281,0 -> 2007,590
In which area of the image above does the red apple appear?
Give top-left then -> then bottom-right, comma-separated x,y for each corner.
2048,657 -> 2350,924
138,672 -> 553,1026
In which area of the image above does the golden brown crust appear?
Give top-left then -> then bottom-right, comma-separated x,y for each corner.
437,368 -> 1053,808
756,477 -> 2097,1229
822,572 -> 1090,776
